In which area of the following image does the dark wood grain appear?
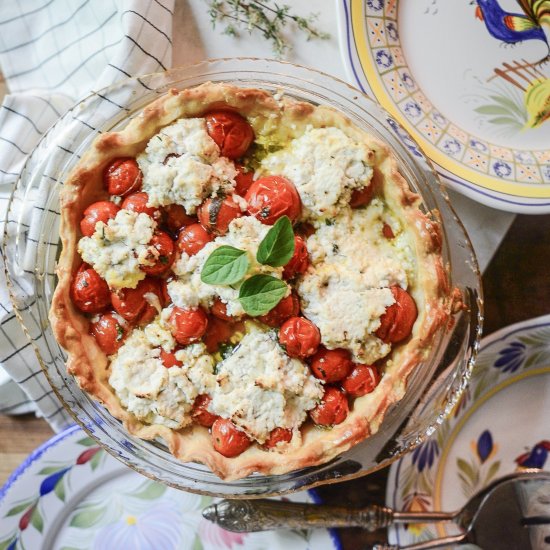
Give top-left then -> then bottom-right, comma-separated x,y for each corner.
1,214 -> 549,548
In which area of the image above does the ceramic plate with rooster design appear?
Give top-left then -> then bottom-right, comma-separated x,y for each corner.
385,314 -> 550,547
339,0 -> 550,213
0,425 -> 341,550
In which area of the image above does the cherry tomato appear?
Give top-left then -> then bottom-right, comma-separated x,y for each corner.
203,316 -> 233,354
375,286 -> 418,344
283,236 -> 309,279
350,183 -> 374,208
234,163 -> 255,196
264,427 -> 293,449
169,306 -> 208,345
309,387 -> 349,426
80,201 -> 120,237
121,192 -> 161,220
245,175 -> 302,225
382,223 -> 395,239
71,267 -> 110,313
341,364 -> 380,397
205,110 -> 254,159
310,347 -> 353,383
279,316 -> 321,359
141,231 -> 175,276
163,204 -> 195,233
295,222 -> 316,239
210,298 -> 234,321
197,196 -> 242,235
104,158 -> 142,196
258,293 -> 299,328
211,418 -> 252,457
111,278 -> 161,324
176,223 -> 213,256
90,312 -> 128,355
192,394 -> 218,427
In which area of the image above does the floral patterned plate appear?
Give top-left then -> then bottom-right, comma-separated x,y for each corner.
0,426 -> 341,550
338,0 -> 550,213
385,314 -> 550,547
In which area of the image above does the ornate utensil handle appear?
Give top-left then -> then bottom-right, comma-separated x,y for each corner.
202,499 -> 395,532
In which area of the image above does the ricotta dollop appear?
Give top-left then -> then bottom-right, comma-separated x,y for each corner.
109,328 -> 215,429
208,328 -> 324,443
260,126 -> 374,220
78,210 -> 156,289
137,118 -> 237,214
168,215 -> 289,317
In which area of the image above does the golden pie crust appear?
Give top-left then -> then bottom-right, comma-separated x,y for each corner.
50,82 -> 456,481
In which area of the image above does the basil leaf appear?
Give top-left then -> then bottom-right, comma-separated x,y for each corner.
201,246 -> 250,285
238,275 -> 288,316
256,216 -> 295,267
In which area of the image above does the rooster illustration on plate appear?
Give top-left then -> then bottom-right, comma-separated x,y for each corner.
473,0 -> 550,129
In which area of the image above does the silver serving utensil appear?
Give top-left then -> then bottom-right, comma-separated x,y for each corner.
203,471 -> 550,549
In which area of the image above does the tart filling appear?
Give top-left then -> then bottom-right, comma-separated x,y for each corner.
50,82 -> 454,480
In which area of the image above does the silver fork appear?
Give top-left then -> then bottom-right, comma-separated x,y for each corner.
203,471 -> 550,549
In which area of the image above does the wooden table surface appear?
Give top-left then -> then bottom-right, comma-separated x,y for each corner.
2,212 -> 549,547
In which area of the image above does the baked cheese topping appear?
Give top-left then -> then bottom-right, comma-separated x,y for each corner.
109,328 -> 215,429
169,216 -> 289,317
137,118 -> 237,214
297,201 -> 413,363
260,127 -> 374,220
208,327 -> 324,443
78,210 -> 156,289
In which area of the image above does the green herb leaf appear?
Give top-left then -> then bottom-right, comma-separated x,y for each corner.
201,246 -> 250,285
256,216 -> 295,267
238,275 -> 288,316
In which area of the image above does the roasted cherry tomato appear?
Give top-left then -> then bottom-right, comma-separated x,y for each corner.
210,298 -> 234,321
283,236 -> 309,279
141,231 -> 175,276
350,183 -> 374,208
80,201 -> 120,237
375,286 -> 418,344
111,278 -> 161,324
104,158 -> 142,196
160,348 -> 183,368
382,223 -> 395,239
310,347 -> 353,383
279,316 -> 321,359
264,427 -> 293,449
211,418 -> 252,458
90,312 -> 128,355
341,364 -> 380,397
295,222 -> 316,239
192,394 -> 219,427
163,204 -> 195,233
309,386 -> 349,426
258,293 -> 300,327
176,223 -> 213,256
197,196 -> 242,235
205,110 -> 254,159
203,316 -> 233,354
169,306 -> 208,345
234,163 -> 255,196
121,192 -> 161,220
245,175 -> 302,225
71,267 -> 110,313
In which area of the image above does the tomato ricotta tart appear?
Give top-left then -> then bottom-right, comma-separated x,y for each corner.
50,82 -> 454,480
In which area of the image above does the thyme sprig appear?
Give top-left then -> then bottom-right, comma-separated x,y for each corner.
206,0 -> 330,57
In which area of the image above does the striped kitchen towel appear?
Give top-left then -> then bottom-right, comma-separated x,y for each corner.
0,0 -> 174,431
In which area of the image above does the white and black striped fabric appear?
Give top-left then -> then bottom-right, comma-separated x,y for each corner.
0,0 -> 174,431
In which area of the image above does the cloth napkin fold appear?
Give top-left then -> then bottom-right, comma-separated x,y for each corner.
0,0 -> 175,431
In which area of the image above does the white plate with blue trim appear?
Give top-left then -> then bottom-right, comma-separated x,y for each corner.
0,425 -> 341,550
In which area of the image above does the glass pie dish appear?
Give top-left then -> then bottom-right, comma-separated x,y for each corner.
2,58 -> 482,497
